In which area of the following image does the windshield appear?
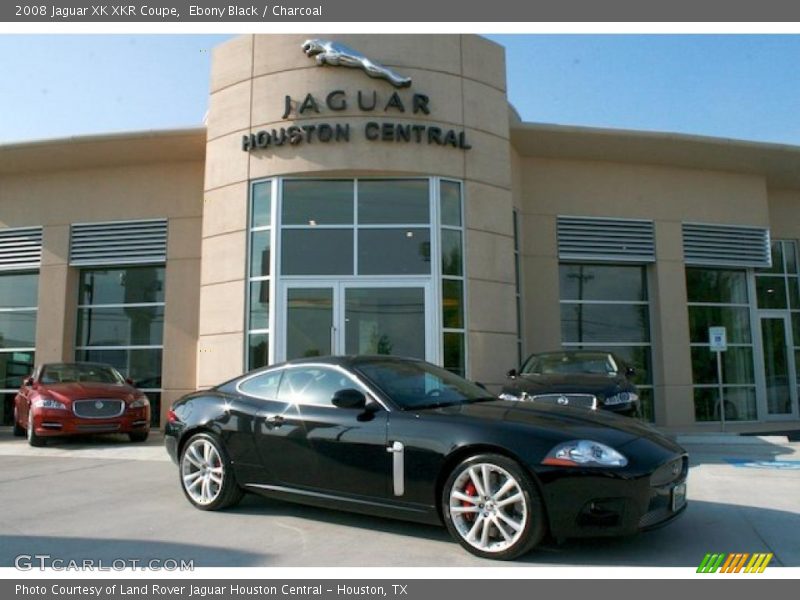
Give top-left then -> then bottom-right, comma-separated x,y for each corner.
521,352 -> 617,376
40,363 -> 126,385
354,360 -> 493,410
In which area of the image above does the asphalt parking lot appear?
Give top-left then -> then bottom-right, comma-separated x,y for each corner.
0,429 -> 798,568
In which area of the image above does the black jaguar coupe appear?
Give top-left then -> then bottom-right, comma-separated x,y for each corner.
165,356 -> 687,560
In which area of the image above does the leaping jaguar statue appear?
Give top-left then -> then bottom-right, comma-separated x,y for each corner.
301,39 -> 412,88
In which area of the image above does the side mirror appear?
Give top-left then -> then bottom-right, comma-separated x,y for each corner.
332,388 -> 367,410
125,377 -> 135,386
625,367 -> 636,379
24,376 -> 34,387
506,369 -> 518,379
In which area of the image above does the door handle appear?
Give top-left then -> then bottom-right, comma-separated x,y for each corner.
265,414 -> 284,426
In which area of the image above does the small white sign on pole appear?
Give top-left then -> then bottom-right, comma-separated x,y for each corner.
709,326 -> 727,352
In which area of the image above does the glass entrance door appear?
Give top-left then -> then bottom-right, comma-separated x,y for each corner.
280,281 -> 431,362
758,314 -> 798,418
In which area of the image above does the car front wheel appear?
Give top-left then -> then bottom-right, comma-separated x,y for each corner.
13,407 -> 24,437
179,433 -> 243,511
442,453 -> 545,560
27,410 -> 46,447
129,431 -> 149,443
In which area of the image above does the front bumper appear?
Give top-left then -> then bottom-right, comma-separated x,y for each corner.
31,407 -> 150,437
540,454 -> 688,540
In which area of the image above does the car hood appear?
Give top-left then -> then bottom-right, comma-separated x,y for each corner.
417,399 -> 680,451
38,382 -> 139,403
508,373 -> 634,397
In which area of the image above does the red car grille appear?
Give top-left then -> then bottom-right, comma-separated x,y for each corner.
72,399 -> 125,419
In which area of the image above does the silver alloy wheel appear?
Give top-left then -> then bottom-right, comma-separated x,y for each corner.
448,462 -> 528,553
181,438 -> 224,505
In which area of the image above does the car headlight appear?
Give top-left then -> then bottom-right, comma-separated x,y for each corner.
604,391 -> 639,406
129,396 -> 150,409
542,440 -> 628,467
32,397 -> 67,410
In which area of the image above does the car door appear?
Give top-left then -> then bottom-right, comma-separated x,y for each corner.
253,364 -> 391,500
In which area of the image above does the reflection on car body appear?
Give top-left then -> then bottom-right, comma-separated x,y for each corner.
501,351 -> 642,418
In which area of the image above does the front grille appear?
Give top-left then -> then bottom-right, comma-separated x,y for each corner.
530,393 -> 597,409
75,423 -> 121,432
73,399 -> 125,419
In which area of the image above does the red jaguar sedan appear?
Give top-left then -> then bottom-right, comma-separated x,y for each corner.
13,362 -> 151,446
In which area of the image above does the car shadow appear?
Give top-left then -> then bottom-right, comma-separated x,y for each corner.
521,499 -> 798,566
0,426 -> 164,447
213,494 -> 799,567
227,493 -> 452,544
0,535 -> 269,568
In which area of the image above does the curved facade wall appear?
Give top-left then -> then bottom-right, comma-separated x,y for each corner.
199,34 -> 517,387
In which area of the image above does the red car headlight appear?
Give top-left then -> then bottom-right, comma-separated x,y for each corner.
32,397 -> 67,410
129,396 -> 150,409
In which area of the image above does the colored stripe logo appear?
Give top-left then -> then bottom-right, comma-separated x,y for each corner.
697,552 -> 773,573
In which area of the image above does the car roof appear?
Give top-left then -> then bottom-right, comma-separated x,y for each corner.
268,354 -> 426,369
39,361 -> 118,370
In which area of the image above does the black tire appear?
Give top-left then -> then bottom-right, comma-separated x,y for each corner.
179,432 -> 243,511
27,410 -> 46,447
13,407 -> 25,437
442,453 -> 545,560
129,431 -> 149,443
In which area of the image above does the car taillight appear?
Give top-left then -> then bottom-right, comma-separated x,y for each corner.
167,409 -> 179,423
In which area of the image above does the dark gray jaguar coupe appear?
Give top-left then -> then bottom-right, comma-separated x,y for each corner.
165,356 -> 687,560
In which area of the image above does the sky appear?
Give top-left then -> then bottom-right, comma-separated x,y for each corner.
1,34 -> 800,145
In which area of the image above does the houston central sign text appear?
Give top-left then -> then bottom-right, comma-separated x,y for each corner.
241,88 -> 471,152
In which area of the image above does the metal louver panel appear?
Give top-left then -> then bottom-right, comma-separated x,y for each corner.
70,219 -> 168,266
557,216 -> 655,262
682,222 -> 770,268
0,227 -> 43,271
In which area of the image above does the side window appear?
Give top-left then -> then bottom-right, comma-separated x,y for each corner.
277,366 -> 363,407
238,370 -> 283,399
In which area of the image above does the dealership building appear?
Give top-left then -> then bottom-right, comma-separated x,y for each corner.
1,33 -> 800,432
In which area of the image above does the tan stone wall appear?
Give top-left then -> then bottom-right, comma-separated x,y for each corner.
516,156 -> 770,426
202,34 -> 516,386
0,161 -> 204,425
768,189 -> 800,239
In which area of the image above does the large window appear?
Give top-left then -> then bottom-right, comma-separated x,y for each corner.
248,181 -> 273,370
513,210 -> 523,365
756,240 -> 800,415
559,264 -> 654,421
0,272 -> 37,425
440,180 -> 466,377
280,179 -> 431,277
247,178 -> 467,377
75,266 -> 164,425
687,268 -> 757,422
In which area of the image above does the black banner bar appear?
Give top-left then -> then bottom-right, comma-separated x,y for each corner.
5,0 -> 800,22
3,580 -> 796,600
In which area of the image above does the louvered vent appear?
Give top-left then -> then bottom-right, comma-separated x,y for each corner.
0,227 -> 43,271
70,219 -> 168,266
682,223 -> 770,268
557,216 -> 655,262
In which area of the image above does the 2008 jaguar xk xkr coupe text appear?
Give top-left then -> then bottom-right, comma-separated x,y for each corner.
165,356 -> 687,560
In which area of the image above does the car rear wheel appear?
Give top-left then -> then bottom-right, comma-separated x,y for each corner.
129,431 -> 149,443
27,410 -> 46,447
13,407 -> 24,437
179,433 -> 243,511
442,453 -> 545,560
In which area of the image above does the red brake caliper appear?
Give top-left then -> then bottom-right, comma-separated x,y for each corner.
463,481 -> 477,521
